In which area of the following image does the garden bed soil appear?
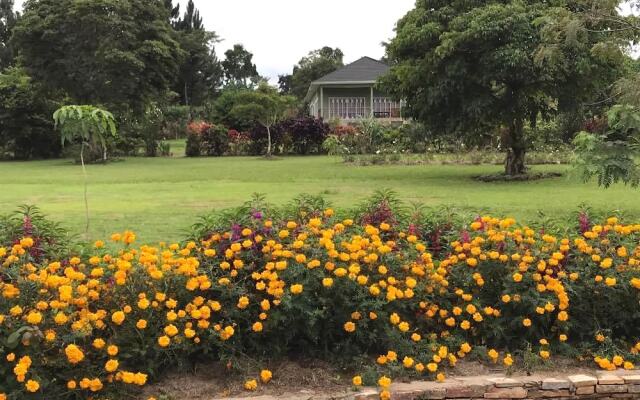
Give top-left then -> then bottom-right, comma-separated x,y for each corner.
473,171 -> 564,182
141,358 -> 599,399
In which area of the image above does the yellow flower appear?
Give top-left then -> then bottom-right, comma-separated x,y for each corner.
158,335 -> 171,348
26,311 -> 43,325
105,359 -> 119,372
352,375 -> 363,386
290,284 -> 303,294
112,311 -> 125,325
244,379 -> 258,391
260,369 -> 273,383
322,278 -> 334,287
402,356 -> 414,368
64,344 -> 85,364
377,376 -> 391,388
25,379 -> 40,393
107,345 -> 119,356
344,321 -> 356,333
136,319 -> 148,329
539,350 -> 550,359
522,318 -> 532,327
503,354 -> 513,367
252,321 -> 263,332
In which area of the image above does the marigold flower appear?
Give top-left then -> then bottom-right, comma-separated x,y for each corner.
244,379 -> 258,391
25,380 -> 40,393
260,369 -> 272,383
65,344 -> 85,364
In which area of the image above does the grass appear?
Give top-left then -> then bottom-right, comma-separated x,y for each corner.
2,152 -> 639,243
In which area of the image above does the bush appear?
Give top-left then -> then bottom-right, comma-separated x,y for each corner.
2,196 -> 640,399
280,117 -> 330,155
185,121 -> 229,157
0,205 -> 70,261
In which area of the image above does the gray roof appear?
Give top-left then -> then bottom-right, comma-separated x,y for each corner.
312,56 -> 389,84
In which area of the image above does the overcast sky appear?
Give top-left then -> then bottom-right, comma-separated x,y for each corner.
12,1 -> 638,81
13,0 -> 415,81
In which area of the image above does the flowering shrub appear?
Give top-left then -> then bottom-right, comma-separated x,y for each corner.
185,121 -> 229,157
227,129 -> 251,156
1,199 -> 640,399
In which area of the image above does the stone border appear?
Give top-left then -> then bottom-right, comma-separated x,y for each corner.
353,372 -> 640,400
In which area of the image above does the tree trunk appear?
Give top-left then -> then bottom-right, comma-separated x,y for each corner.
266,125 -> 272,157
505,146 -> 526,176
504,117 -> 527,176
80,142 -> 90,238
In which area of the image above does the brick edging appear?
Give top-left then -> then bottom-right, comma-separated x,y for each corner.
353,372 -> 640,400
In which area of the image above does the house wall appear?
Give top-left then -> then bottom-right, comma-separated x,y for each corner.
318,86 -> 395,120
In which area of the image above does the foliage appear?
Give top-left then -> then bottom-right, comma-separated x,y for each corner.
0,0 -> 19,70
281,46 -> 344,100
162,105 -> 192,139
185,121 -> 229,157
381,0 -> 626,176
1,197 -> 640,399
279,117 -> 330,155
230,83 -> 297,157
170,0 -> 223,106
573,104 -> 640,188
0,205 -> 70,261
212,87 -> 257,132
12,0 -> 185,114
54,105 -> 118,235
53,106 -> 117,159
0,67 -> 61,160
222,44 -> 261,87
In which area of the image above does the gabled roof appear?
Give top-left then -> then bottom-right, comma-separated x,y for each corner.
312,56 -> 390,84
305,57 -> 390,101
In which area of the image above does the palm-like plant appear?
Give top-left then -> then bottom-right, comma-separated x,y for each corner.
53,105 -> 117,236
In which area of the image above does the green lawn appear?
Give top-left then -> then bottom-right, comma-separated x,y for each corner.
1,154 -> 639,243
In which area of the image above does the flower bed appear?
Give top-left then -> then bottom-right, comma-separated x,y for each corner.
1,200 -> 640,399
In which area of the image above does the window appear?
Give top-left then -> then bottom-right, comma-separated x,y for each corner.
328,97 -> 368,120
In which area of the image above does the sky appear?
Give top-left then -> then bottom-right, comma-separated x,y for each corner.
13,0 -> 415,82
12,1 -> 638,80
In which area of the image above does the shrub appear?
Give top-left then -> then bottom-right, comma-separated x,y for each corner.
280,117 -> 330,155
227,129 -> 252,156
1,197 -> 640,399
185,121 -> 229,157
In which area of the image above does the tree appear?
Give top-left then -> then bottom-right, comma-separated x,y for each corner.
381,1 -> 624,176
0,0 -> 19,70
173,0 -> 202,31
222,44 -> 261,87
288,46 -> 344,100
170,0 -> 223,106
0,67 -> 61,159
278,73 -> 293,94
53,105 -> 117,236
12,0 -> 185,114
230,83 -> 296,157
573,104 -> 640,188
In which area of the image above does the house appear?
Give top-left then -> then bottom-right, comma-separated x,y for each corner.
304,56 -> 404,123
